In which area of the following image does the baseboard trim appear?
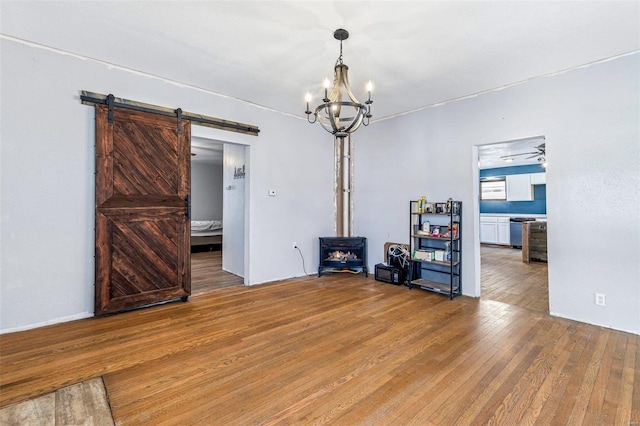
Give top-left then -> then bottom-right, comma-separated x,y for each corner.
0,311 -> 93,335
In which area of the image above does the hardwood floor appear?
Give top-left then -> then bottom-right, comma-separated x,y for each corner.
481,244 -> 549,313
1,274 -> 638,425
191,250 -> 244,295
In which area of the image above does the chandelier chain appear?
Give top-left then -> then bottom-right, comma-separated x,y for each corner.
336,39 -> 344,66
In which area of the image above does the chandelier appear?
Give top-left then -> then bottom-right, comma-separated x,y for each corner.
305,29 -> 372,138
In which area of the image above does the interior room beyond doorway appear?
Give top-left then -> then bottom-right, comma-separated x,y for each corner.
477,137 -> 549,313
190,138 -> 243,295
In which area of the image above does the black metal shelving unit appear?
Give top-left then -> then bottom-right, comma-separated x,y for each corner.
408,200 -> 462,299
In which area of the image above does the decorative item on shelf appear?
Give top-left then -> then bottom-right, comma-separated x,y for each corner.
452,201 -> 460,215
422,220 -> 430,234
444,241 -> 452,261
304,29 -> 373,139
417,195 -> 427,213
414,249 -> 435,261
431,227 -> 440,237
447,198 -> 453,213
434,250 -> 446,262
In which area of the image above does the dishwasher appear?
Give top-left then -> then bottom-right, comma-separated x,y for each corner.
509,218 -> 533,248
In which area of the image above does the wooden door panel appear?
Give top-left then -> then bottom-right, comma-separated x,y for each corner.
95,105 -> 190,315
113,123 -> 179,196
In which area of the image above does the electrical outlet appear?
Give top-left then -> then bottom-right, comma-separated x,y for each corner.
292,242 -> 297,249
595,293 -> 606,306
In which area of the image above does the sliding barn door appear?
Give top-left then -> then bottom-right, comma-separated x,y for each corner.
95,105 -> 191,315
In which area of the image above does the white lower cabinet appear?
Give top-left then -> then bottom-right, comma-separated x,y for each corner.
497,218 -> 510,245
481,216 -> 510,245
480,217 -> 498,244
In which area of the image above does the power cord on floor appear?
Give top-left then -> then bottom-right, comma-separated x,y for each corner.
295,246 -> 316,277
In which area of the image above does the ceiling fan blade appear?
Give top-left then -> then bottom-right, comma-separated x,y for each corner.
500,151 -> 538,159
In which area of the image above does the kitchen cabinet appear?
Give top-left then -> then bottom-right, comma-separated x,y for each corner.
480,216 -> 510,245
506,174 -> 533,201
497,217 -> 510,245
480,216 -> 498,244
530,172 -> 546,185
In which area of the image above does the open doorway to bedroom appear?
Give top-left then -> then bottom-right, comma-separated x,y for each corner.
190,137 -> 244,295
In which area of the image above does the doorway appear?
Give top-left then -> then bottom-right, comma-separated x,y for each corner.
475,136 -> 549,313
190,137 -> 244,295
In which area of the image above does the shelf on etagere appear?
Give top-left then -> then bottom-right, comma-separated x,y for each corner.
411,258 -> 460,267
409,279 -> 460,294
410,212 -> 459,216
411,233 -> 459,241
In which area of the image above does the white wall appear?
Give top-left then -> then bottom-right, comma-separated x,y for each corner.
191,162 -> 223,221
0,39 -> 333,333
2,37 -> 638,336
356,53 -> 640,334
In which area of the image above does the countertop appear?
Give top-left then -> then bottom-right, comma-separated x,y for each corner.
480,213 -> 546,219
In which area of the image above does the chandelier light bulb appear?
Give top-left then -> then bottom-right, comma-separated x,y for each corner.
305,92 -> 312,114
323,78 -> 330,102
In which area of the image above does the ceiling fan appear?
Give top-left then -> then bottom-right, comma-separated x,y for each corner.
500,143 -> 546,161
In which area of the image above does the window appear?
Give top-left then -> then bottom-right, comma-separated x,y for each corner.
480,179 -> 507,200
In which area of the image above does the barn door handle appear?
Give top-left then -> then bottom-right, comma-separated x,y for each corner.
185,195 -> 191,219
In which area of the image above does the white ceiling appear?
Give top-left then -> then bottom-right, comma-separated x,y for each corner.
477,136 -> 546,170
2,1 -> 639,144
191,137 -> 224,165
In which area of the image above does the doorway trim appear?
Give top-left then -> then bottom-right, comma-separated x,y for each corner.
471,145 -> 482,297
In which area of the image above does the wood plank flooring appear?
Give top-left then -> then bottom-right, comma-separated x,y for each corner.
1,273 -> 638,425
481,244 -> 549,313
191,250 -> 243,296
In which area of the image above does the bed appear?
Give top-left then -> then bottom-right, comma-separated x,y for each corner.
190,219 -> 223,249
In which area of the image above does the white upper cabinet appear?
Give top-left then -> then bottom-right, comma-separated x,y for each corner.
530,172 -> 546,185
506,174 -> 533,201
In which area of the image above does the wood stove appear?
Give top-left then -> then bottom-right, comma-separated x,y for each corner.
318,237 -> 368,276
